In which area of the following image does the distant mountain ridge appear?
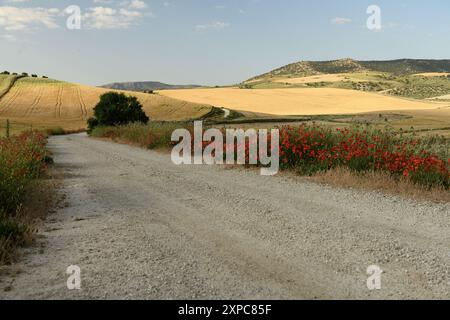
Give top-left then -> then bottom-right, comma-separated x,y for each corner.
248,58 -> 450,81
100,81 -> 202,92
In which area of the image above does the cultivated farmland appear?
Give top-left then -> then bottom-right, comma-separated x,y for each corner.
0,77 -> 212,134
159,87 -> 443,116
0,75 -> 21,99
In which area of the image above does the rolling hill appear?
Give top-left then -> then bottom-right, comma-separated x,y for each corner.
243,59 -> 450,100
2,58 -> 450,136
0,76 -> 212,134
100,81 -> 202,92
248,58 -> 450,81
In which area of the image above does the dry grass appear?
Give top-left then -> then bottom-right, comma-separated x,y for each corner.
387,108 -> 450,132
272,72 -> 375,84
0,77 -> 212,133
0,173 -> 58,266
413,72 -> 450,77
159,87 -> 441,116
0,75 -> 12,96
430,94 -> 450,100
0,117 -> 87,137
310,167 -> 449,203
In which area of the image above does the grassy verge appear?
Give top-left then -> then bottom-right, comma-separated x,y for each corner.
0,131 -> 51,264
310,167 -> 449,202
90,122 -> 191,150
45,127 -> 86,136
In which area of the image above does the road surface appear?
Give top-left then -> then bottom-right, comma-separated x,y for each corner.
1,133 -> 449,299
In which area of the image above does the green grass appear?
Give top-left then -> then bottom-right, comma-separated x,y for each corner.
90,122 -> 192,150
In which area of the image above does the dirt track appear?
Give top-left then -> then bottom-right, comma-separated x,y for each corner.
1,133 -> 449,299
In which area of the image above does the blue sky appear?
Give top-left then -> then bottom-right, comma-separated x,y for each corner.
1,0 -> 450,86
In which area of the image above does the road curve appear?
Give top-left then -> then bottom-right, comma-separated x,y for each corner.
1,133 -> 449,299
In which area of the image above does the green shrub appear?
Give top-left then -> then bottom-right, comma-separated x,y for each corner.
88,92 -> 149,130
46,127 -> 65,136
87,117 -> 99,132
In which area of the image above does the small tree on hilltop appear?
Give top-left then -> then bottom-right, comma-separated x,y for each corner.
87,92 -> 149,131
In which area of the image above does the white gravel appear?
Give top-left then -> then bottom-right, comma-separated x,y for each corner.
1,133 -> 449,299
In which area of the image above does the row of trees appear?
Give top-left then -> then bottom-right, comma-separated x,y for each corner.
1,71 -> 48,78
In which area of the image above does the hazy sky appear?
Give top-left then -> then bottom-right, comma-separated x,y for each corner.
1,0 -> 449,86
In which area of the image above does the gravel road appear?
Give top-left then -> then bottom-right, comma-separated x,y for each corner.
1,133 -> 449,299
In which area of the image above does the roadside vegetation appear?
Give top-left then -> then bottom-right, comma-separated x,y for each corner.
90,121 -> 449,193
0,131 -> 50,264
278,125 -> 449,189
91,122 -> 187,150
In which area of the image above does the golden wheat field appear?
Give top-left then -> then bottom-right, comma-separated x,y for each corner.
0,75 -> 16,97
0,77 -> 212,132
269,73 -> 381,85
159,87 -> 445,116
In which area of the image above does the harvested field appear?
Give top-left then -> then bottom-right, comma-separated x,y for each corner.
0,75 -> 17,98
0,77 -> 212,132
159,87 -> 444,116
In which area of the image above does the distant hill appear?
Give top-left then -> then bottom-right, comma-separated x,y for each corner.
100,81 -> 202,92
248,58 -> 450,81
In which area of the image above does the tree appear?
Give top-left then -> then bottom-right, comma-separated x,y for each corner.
87,92 -> 149,131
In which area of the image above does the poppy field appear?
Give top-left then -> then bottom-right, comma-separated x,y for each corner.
278,125 -> 449,189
